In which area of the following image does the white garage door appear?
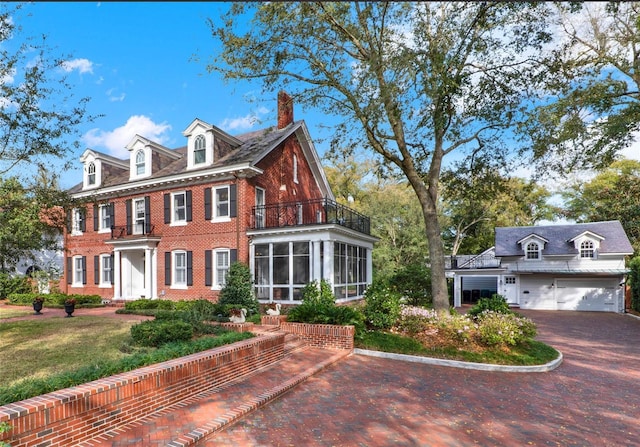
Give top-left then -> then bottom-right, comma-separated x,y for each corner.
520,277 -> 556,310
555,279 -> 619,312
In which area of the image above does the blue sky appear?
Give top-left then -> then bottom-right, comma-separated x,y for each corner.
11,2 -> 337,189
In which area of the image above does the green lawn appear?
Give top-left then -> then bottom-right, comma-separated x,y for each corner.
0,305 -> 32,320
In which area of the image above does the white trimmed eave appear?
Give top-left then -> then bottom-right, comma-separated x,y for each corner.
247,223 -> 379,244
71,164 -> 263,199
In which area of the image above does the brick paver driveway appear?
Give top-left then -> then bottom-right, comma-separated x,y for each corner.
208,310 -> 640,446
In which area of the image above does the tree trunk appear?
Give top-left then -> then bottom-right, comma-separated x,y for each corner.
422,203 -> 450,312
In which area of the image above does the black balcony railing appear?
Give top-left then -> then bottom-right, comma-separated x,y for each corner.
251,198 -> 371,235
110,224 -> 157,240
446,253 -> 501,269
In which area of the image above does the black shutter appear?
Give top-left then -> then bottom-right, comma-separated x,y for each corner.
187,251 -> 193,286
94,255 -> 99,284
109,202 -> 115,229
144,196 -> 151,233
126,199 -> 132,235
205,250 -> 212,286
81,256 -> 87,284
93,205 -> 99,231
110,254 -> 115,284
204,187 -> 212,220
230,249 -> 238,264
66,210 -> 72,233
186,190 -> 193,222
66,257 -> 72,284
164,193 -> 171,224
164,252 -> 171,285
229,184 -> 237,218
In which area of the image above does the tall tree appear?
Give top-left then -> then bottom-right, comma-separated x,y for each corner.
562,159 -> 640,253
0,3 -> 92,176
207,2 -> 599,311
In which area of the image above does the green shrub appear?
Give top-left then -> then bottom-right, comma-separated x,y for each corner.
130,320 -> 194,347
0,273 -> 31,299
0,421 -> 10,447
476,311 -> 537,346
300,279 -> 335,306
125,298 -> 175,311
629,256 -> 640,312
394,305 -> 439,336
218,263 -> 259,315
363,280 -> 402,330
7,292 -> 102,306
389,263 -> 432,307
467,294 -> 512,318
438,313 -> 477,344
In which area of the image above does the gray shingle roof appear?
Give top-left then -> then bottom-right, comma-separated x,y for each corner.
495,221 -> 633,256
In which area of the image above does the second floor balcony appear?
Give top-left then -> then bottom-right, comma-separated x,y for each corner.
446,253 -> 501,270
251,198 -> 371,235
111,223 -> 159,240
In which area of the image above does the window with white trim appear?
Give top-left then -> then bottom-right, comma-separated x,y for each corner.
72,208 -> 84,235
173,251 -> 187,287
133,198 -> 146,234
173,192 -> 187,223
505,276 -> 516,284
293,154 -> 298,184
87,162 -> 96,185
215,249 -> 230,287
525,242 -> 540,260
580,240 -> 595,258
255,187 -> 265,229
194,135 -> 206,165
334,242 -> 367,300
73,256 -> 85,286
100,254 -> 113,286
99,204 -> 111,232
214,186 -> 230,219
135,150 -> 146,176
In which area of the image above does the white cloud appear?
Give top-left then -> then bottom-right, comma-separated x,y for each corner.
83,115 -> 172,158
60,58 -> 94,74
218,106 -> 269,132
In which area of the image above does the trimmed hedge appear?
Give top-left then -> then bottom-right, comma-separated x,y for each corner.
131,320 -> 194,347
6,293 -> 102,306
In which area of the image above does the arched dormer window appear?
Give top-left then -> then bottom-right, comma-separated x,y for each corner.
526,242 -> 540,260
580,240 -> 595,258
194,135 -> 206,165
87,162 -> 96,185
135,150 -> 146,176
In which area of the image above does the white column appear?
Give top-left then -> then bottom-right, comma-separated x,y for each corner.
366,247 -> 373,286
323,241 -> 334,287
453,275 -> 462,308
312,241 -> 322,282
145,248 -> 152,299
151,248 -> 157,299
113,250 -> 121,300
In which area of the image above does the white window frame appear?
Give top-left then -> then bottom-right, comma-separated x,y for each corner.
133,198 -> 146,234
87,162 -> 96,186
72,208 -> 84,235
135,150 -> 146,176
293,154 -> 298,184
255,187 -> 265,229
99,204 -> 111,233
580,240 -> 595,259
194,134 -> 206,165
72,256 -> 84,287
213,186 -> 231,222
214,249 -> 231,289
173,250 -> 188,289
100,254 -> 113,287
172,191 -> 187,225
525,242 -> 540,260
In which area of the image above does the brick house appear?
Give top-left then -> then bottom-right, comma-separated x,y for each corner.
63,91 -> 376,303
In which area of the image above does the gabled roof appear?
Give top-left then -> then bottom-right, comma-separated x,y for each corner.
495,221 -> 633,256
69,119 -> 333,200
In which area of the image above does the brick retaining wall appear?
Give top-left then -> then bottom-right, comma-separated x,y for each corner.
281,322 -> 354,350
0,333 -> 285,447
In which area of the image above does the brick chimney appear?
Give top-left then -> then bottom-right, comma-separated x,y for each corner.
277,90 -> 294,129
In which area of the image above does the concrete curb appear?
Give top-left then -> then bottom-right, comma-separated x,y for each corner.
354,348 -> 563,373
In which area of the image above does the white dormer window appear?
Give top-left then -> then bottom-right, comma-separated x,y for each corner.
194,135 -> 206,165
580,240 -> 595,258
526,242 -> 540,260
135,150 -> 146,176
87,162 -> 96,185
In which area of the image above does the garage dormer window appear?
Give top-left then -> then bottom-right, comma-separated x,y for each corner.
526,242 -> 540,260
135,150 -> 146,176
194,135 -> 206,165
580,240 -> 595,258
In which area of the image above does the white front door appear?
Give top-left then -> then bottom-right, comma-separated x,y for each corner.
123,251 -> 146,298
501,276 -> 518,305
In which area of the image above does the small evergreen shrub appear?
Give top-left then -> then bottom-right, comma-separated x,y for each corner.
629,256 -> 640,312
467,294 -> 512,318
125,298 -> 175,311
0,273 -> 31,299
389,263 -> 432,307
363,280 -> 402,330
130,320 -> 194,347
299,279 -> 335,307
218,263 -> 259,315
476,311 -> 537,346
